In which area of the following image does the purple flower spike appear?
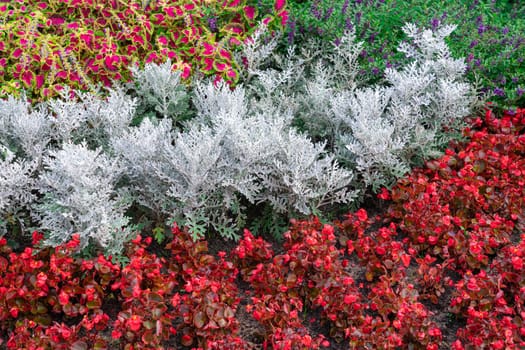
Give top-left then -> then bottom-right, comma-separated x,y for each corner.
324,7 -> 334,20
207,17 -> 218,33
311,2 -> 322,20
287,21 -> 296,44
345,18 -> 354,31
341,0 -> 349,15
493,88 -> 505,97
478,24 -> 485,35
431,18 -> 440,30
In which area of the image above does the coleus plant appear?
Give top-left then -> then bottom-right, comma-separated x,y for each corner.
0,0 -> 288,101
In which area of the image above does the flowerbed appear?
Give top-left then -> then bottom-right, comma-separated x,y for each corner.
1,108 -> 523,348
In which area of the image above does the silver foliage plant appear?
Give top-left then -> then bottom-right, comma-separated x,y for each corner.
0,95 -> 51,234
0,87 -> 138,253
0,57 -> 357,247
0,21 -> 473,251
33,142 -> 133,255
112,78 -> 357,240
0,145 -> 36,224
240,22 -> 474,190
189,80 -> 356,219
126,59 -> 190,123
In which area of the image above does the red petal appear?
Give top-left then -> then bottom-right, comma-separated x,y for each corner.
401,254 -> 411,267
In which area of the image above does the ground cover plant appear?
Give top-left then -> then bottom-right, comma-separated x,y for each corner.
0,109 -> 524,348
275,0 -> 525,110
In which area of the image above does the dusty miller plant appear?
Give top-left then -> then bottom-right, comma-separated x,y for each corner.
0,95 -> 52,234
188,80 -> 357,225
342,23 -> 472,189
238,22 -> 474,192
112,76 -> 357,240
46,86 -> 138,150
0,87 -> 137,253
126,59 -> 191,126
110,117 -> 177,218
0,93 -> 53,161
0,145 -> 36,234
33,141 -> 133,255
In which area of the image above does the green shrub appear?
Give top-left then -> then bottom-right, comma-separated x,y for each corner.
280,0 -> 525,109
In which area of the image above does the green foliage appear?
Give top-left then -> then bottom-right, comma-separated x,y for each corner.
281,0 -> 525,108
182,211 -> 210,241
248,203 -> 289,241
151,226 -> 165,244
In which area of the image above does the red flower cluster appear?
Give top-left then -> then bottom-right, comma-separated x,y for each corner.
0,228 -> 245,349
385,107 -> 525,348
